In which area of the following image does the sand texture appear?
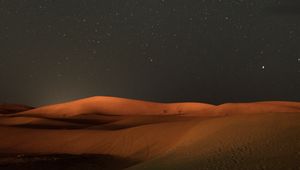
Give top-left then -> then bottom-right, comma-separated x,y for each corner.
0,96 -> 299,170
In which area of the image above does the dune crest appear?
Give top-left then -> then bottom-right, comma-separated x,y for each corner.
13,96 -> 300,118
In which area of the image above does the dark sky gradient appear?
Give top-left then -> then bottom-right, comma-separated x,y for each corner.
0,0 -> 300,106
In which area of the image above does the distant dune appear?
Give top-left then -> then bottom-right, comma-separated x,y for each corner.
15,96 -> 300,118
0,96 -> 299,170
0,104 -> 34,114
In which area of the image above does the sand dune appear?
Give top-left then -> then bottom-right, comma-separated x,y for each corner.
14,96 -> 216,118
0,96 -> 300,169
0,104 -> 33,115
14,96 -> 300,118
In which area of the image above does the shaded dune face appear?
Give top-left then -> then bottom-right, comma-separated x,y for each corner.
13,96 -> 300,118
0,153 -> 138,170
215,101 -> 300,115
0,104 -> 34,114
0,96 -> 300,169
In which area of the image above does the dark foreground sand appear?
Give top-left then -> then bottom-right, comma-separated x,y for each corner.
0,96 -> 299,170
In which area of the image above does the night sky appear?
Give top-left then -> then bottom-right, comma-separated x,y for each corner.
1,0 -> 300,106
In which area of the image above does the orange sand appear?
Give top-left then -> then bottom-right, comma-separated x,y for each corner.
0,96 -> 299,169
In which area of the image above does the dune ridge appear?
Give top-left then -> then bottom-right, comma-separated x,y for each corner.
12,96 -> 300,118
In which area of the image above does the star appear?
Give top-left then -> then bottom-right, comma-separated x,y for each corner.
147,57 -> 153,63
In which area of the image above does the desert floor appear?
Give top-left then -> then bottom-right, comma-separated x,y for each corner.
0,97 -> 299,170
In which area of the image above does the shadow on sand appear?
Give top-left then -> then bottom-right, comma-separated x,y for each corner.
5,114 -> 199,131
0,153 -> 139,170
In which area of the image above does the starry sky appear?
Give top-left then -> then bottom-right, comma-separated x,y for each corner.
0,0 -> 300,106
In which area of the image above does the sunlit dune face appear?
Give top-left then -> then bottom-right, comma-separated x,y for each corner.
14,96 -> 300,118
